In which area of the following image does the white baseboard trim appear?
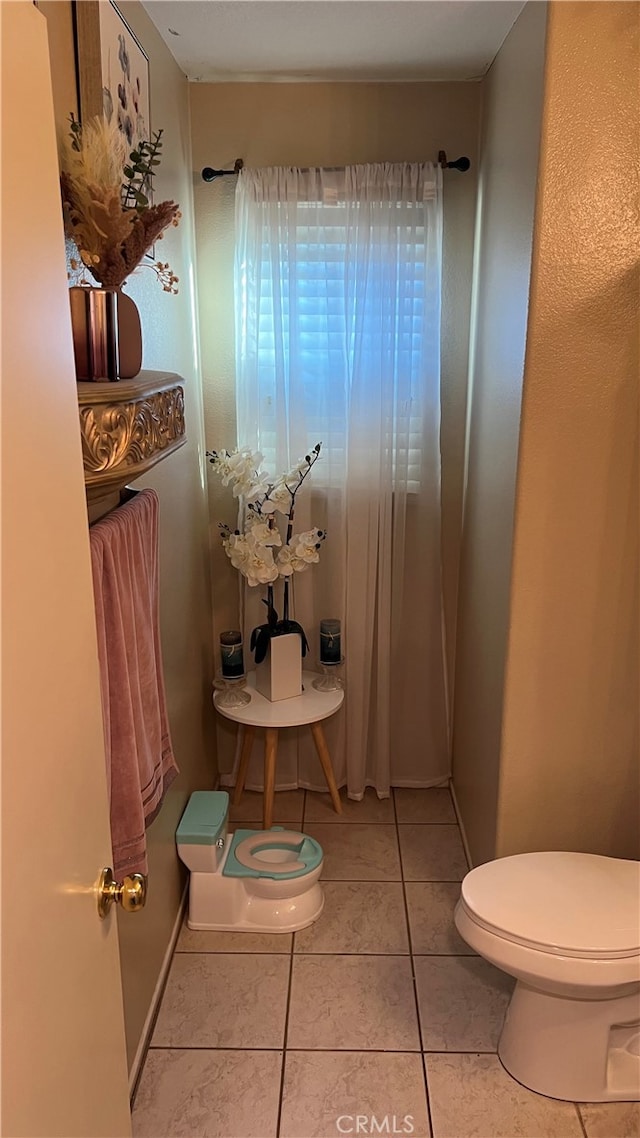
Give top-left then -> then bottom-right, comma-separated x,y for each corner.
450,779 -> 474,871
128,882 -> 188,1099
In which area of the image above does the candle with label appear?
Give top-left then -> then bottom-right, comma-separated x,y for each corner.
320,618 -> 341,664
220,630 -> 245,678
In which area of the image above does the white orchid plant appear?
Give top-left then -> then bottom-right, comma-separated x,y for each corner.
206,443 -> 326,662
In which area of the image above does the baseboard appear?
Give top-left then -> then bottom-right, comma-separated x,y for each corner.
449,779 -> 474,870
220,776 -> 453,794
391,776 -> 452,790
128,882 -> 188,1100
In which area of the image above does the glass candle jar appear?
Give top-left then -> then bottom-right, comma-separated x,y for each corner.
220,630 -> 245,678
320,618 -> 341,664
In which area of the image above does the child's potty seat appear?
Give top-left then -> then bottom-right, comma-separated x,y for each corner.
223,827 -> 323,880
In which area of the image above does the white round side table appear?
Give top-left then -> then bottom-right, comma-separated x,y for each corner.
213,670 -> 344,829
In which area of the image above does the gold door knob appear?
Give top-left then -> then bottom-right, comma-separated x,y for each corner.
97,867 -> 147,919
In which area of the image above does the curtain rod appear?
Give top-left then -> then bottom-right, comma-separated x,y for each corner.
201,151 -> 470,182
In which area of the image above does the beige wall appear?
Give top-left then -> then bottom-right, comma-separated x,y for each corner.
43,1 -> 217,1071
190,80 -> 481,770
452,3 -> 548,864
38,0 -> 78,130
497,2 -> 640,859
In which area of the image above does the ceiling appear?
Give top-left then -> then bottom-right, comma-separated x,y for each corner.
142,1 -> 525,83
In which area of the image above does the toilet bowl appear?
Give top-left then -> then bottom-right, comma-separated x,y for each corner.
454,852 -> 640,1103
176,790 -> 324,933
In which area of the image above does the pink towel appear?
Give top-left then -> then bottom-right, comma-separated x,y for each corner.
90,489 -> 178,877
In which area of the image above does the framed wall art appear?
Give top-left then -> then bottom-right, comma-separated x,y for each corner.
75,0 -> 150,151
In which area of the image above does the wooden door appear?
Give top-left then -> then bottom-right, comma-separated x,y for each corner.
1,3 -> 132,1134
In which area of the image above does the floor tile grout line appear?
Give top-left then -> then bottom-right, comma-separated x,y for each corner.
277,791 -> 301,1138
175,950 -> 476,958
167,950 -> 293,959
193,869 -> 463,885
234,820 -> 458,827
304,824 -> 459,830
146,1045 -> 502,1053
293,949 -> 474,958
294,877 -> 465,883
277,786 -> 309,1137
276,1048 -> 289,1138
396,821 -> 459,827
575,1103 -> 589,1138
174,948 -> 293,955
307,821 -> 460,827
276,957 -> 294,1136
393,788 -> 436,1138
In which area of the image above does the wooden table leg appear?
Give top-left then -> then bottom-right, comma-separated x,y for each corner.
310,720 -> 342,815
263,727 -> 278,830
233,724 -> 256,807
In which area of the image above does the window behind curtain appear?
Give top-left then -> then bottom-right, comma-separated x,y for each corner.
235,176 -> 440,493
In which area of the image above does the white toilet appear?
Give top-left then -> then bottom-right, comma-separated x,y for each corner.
177,791 -> 324,933
455,851 -> 640,1103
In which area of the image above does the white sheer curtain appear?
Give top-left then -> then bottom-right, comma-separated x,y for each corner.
226,162 -> 449,798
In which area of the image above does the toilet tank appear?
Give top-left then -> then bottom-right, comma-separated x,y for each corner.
176,790 -> 229,873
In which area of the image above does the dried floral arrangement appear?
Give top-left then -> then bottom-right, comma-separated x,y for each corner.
60,114 -> 181,293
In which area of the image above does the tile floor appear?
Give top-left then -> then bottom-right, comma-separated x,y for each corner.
132,787 -> 640,1138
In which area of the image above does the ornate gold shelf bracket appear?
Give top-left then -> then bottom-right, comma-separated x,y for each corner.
78,371 -> 186,502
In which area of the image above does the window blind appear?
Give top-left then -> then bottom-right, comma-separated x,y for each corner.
241,199 -> 437,492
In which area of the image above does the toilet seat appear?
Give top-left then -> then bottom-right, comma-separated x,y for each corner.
223,827 -> 323,881
460,852 -> 640,961
455,853 -> 640,1103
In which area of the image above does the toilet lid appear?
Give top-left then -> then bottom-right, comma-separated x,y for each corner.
460,852 -> 640,959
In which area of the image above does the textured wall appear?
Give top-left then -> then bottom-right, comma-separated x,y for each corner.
190,80 -> 481,771
451,2 -> 548,865
497,1 -> 640,859
43,0 -> 217,1072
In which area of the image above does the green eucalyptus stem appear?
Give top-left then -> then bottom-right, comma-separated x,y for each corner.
121,129 -> 164,212
68,112 -> 82,152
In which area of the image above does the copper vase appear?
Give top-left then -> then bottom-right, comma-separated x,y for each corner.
69,286 -> 142,382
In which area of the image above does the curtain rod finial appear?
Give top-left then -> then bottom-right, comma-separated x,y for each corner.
439,150 -> 471,172
202,160 -> 244,182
